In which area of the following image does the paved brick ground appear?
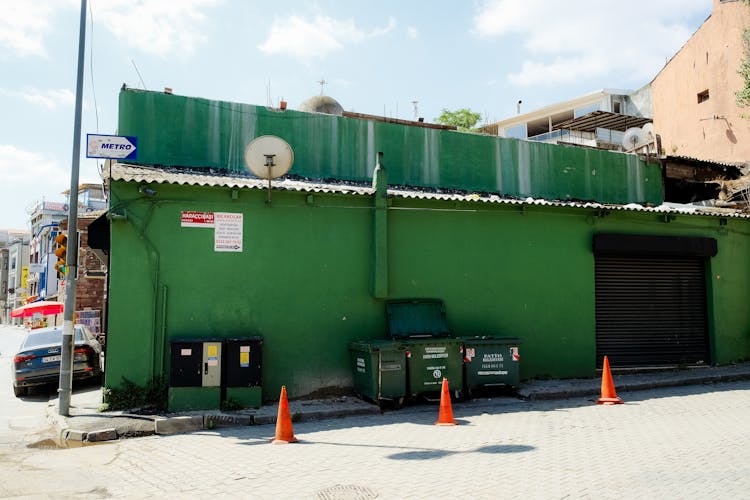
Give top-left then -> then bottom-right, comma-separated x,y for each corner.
2,381 -> 749,499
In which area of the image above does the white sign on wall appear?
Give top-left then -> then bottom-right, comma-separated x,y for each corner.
213,212 -> 243,252
86,134 -> 138,159
28,263 -> 45,274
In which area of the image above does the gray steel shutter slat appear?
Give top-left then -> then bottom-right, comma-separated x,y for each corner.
595,256 -> 709,367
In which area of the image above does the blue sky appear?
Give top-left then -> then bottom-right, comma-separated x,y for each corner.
0,0 -> 712,229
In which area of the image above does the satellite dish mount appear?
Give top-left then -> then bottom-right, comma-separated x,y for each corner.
263,154 -> 276,202
244,135 -> 294,205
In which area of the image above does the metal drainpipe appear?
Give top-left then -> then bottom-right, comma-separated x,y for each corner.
372,152 -> 388,299
117,204 -> 162,382
138,206 -> 162,382
158,285 -> 168,377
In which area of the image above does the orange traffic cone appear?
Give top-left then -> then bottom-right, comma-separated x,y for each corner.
435,378 -> 457,426
596,356 -> 623,405
271,386 -> 298,444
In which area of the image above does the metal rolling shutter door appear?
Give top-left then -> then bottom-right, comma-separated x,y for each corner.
595,255 -> 710,368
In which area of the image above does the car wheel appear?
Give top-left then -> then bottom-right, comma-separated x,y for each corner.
13,385 -> 28,398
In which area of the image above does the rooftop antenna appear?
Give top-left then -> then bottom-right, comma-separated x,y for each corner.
317,78 -> 327,95
516,100 -> 522,115
131,59 -> 146,89
266,80 -> 272,107
412,100 -> 419,120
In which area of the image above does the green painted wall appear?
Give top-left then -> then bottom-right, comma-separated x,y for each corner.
117,89 -> 663,205
106,179 -> 750,400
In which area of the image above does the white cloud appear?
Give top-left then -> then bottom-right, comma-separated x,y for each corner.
0,88 -> 76,110
0,0 -> 217,59
407,26 -> 419,39
94,0 -> 219,58
0,144 -> 68,190
0,144 -> 66,182
473,0 -> 709,86
0,1 -> 63,58
258,15 -> 396,61
0,144 -> 73,229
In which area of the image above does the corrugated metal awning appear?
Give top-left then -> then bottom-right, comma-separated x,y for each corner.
105,163 -> 750,219
554,111 -> 651,133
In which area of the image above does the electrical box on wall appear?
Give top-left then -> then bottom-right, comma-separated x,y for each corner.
224,337 -> 262,387
202,341 -> 222,387
168,337 -> 263,410
170,340 -> 222,387
224,337 -> 263,409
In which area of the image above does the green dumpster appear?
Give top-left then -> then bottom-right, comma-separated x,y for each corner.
386,299 -> 464,400
404,338 -> 464,399
461,336 -> 521,396
349,340 -> 407,406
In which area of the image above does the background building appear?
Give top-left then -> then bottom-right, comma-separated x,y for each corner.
2,232 -> 30,325
26,184 -> 108,306
58,211 -> 108,339
483,88 -> 652,150
0,247 -> 8,323
652,0 -> 750,163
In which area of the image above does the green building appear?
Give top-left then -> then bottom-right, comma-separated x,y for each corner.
102,88 -> 750,409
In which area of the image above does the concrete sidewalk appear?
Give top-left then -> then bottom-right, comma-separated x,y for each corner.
46,361 -> 750,444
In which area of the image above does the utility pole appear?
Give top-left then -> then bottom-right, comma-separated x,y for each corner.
59,0 -> 87,416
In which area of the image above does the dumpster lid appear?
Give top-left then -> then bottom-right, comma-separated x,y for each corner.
349,339 -> 405,352
386,299 -> 450,338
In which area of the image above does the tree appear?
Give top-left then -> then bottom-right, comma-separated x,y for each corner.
737,2 -> 750,108
737,27 -> 750,108
435,108 -> 482,131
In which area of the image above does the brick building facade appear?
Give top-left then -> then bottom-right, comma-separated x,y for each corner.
59,212 -> 108,336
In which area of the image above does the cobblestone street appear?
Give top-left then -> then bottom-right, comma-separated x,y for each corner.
2,381 -> 749,499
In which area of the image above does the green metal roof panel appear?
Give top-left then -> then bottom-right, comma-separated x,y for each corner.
117,88 -> 663,205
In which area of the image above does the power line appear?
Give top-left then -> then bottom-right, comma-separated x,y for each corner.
88,0 -> 98,132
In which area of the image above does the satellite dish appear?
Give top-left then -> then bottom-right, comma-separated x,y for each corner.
622,127 -> 646,151
641,122 -> 655,143
244,135 -> 294,179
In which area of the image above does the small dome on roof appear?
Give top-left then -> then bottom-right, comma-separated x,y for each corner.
297,95 -> 344,116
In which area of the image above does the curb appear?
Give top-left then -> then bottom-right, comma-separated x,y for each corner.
45,368 -> 750,441
46,400 -> 122,445
46,401 -> 382,442
519,370 -> 750,401
46,400 -> 71,446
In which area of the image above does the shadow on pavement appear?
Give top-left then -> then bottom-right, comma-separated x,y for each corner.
617,379 -> 750,403
212,380 -> 750,447
231,435 -> 537,461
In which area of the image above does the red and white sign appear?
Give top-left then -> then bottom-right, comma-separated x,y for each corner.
181,211 -> 215,228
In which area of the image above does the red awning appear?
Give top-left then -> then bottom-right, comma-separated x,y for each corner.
10,301 -> 64,318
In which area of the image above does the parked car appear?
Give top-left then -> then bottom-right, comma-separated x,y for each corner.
11,325 -> 102,397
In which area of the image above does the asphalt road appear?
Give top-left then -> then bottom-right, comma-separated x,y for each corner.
0,324 -> 55,452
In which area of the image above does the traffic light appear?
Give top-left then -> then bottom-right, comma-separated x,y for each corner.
54,233 -> 67,276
